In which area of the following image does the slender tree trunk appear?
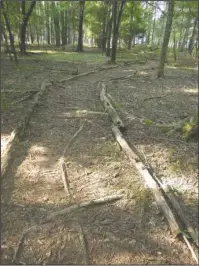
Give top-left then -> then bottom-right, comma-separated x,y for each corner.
180,18 -> 191,52
127,5 -> 134,51
52,2 -> 60,47
46,2 -> 50,45
157,0 -> 174,78
188,18 -> 197,54
106,10 -> 112,57
20,0 -> 36,54
61,10 -> 67,46
173,29 -> 177,61
111,0 -> 126,63
1,1 -> 18,64
2,25 -> 12,60
76,0 -> 85,52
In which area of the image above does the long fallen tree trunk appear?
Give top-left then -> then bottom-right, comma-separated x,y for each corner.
112,125 -> 181,237
100,82 -> 126,131
1,81 -> 52,179
112,125 -> 198,263
60,65 -> 118,83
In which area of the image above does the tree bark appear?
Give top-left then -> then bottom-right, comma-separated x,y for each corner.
52,2 -> 60,47
61,10 -> 67,46
157,0 -> 174,78
188,18 -> 197,54
179,17 -> 191,52
127,5 -> 134,51
1,1 -> 18,64
19,0 -> 36,54
76,0 -> 85,52
111,0 -> 126,63
173,29 -> 177,61
106,9 -> 113,57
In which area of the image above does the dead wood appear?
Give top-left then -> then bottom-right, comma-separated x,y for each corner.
63,123 -> 84,156
12,91 -> 38,104
79,223 -> 91,264
112,125 -> 181,237
1,81 -> 52,179
60,70 -> 95,82
13,194 -> 122,263
58,123 -> 84,196
183,235 -> 199,264
160,183 -> 199,247
143,92 -> 172,101
45,194 -> 123,222
60,65 -> 118,83
99,82 -> 125,131
1,89 -> 39,93
13,225 -> 40,263
59,157 -> 71,195
123,59 -> 147,66
110,72 -> 137,81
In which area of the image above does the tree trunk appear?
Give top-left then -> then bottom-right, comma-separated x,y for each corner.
127,6 -> 134,51
1,1 -> 18,64
76,0 -> 85,52
157,0 -> 174,78
1,25 -> 12,60
173,29 -> 177,61
106,10 -> 112,57
188,18 -> 197,54
111,0 -> 126,63
19,0 -> 36,54
52,2 -> 60,47
61,10 -> 67,46
46,2 -> 50,45
180,18 -> 191,52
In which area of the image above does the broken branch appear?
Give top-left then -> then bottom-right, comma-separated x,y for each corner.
45,194 -> 123,223
99,82 -> 125,131
112,125 -> 181,237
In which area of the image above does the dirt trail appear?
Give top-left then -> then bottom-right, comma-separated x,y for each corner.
1,59 -> 198,264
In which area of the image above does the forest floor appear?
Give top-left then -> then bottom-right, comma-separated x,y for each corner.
1,47 -> 198,264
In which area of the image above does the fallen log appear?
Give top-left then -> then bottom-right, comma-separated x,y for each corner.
45,194 -> 123,222
112,125 -> 181,237
60,65 -> 118,83
1,81 -> 52,179
99,82 -> 126,131
13,194 -> 122,263
160,183 -> 199,247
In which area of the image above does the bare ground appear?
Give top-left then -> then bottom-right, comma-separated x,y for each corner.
1,54 -> 198,264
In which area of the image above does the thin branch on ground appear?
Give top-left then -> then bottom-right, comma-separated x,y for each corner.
143,92 -> 172,101
79,223 -> 91,264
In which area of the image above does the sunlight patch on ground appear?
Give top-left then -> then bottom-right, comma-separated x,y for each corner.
29,144 -> 49,155
183,88 -> 198,94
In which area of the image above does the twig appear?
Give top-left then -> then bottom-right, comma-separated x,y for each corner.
60,70 -> 95,82
143,92 -> 172,101
79,223 -> 91,264
12,92 -> 38,104
13,225 -> 40,263
59,157 -> 71,195
63,123 -> 84,156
